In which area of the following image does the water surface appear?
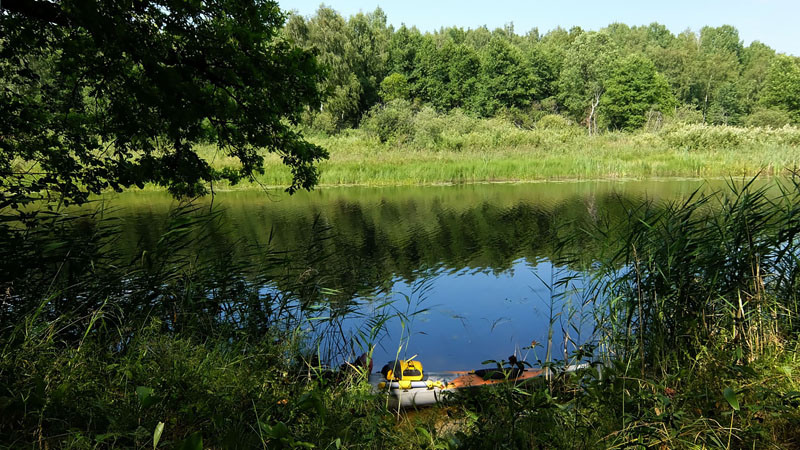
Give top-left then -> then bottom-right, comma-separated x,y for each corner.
102,178 -> 759,370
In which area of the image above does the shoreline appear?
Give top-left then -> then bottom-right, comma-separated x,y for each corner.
193,122 -> 800,190
122,173 -> 791,195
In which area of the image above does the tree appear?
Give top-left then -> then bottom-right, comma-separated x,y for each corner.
739,41 -> 776,111
523,44 -> 559,101
706,82 -> 744,125
411,35 -> 449,108
379,73 -> 410,102
558,31 -> 617,134
699,25 -> 743,61
692,26 -> 741,123
443,41 -> 480,111
761,55 -> 800,122
286,7 -> 360,130
745,107 -> 793,128
1,0 -> 326,208
386,24 -> 423,78
476,37 -> 535,115
345,8 -> 390,114
602,55 -> 675,130
658,30 -> 701,105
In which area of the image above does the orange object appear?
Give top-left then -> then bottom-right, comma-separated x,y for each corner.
446,369 -> 545,389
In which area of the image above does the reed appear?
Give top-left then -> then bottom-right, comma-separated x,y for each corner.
447,176 -> 800,448
191,121 -> 800,190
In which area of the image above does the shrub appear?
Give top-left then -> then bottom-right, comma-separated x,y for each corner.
310,110 -> 341,136
535,114 -> 573,130
360,100 -> 415,144
411,106 -> 445,148
669,104 -> 704,125
745,107 -> 794,128
496,107 -> 544,130
662,123 -> 800,150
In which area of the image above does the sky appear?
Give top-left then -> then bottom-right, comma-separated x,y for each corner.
279,0 -> 800,56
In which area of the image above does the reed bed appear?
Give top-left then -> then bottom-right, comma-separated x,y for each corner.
193,121 -> 800,190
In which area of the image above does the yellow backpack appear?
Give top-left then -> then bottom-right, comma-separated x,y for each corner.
381,359 -> 424,381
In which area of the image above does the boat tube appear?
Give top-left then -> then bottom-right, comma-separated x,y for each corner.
371,361 -> 593,409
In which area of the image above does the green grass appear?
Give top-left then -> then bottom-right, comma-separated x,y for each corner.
196,121 -> 800,190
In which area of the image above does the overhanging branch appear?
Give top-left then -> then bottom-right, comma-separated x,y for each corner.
0,0 -> 70,26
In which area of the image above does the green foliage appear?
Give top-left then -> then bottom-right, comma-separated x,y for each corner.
386,25 -> 423,77
379,73 -> 411,102
476,37 -> 535,116
411,106 -> 449,148
496,107 -> 544,130
662,123 -> 800,151
669,104 -> 705,125
706,81 -> 745,125
590,179 -> 800,362
535,114 -> 574,130
761,55 -> 800,122
745,107 -> 794,128
700,25 -> 743,58
602,54 -> 676,131
444,43 -> 482,111
286,6 -> 389,130
739,41 -> 776,110
279,7 -> 790,134
557,31 -> 618,131
411,37 -> 449,108
1,0 -> 327,206
360,99 -> 415,143
0,315 -> 400,449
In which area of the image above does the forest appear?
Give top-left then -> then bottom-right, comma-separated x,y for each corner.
285,7 -> 800,136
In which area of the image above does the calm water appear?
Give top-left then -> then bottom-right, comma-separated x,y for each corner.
101,178 -> 761,370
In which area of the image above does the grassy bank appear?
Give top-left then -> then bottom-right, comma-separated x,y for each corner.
199,120 -> 800,189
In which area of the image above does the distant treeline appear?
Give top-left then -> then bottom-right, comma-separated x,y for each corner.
285,7 -> 800,134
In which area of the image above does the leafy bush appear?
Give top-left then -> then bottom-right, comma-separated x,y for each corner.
535,114 -> 574,130
662,123 -> 800,150
669,104 -> 705,125
310,109 -> 342,136
360,100 -> 415,144
496,107 -> 546,130
745,107 -> 795,128
411,106 -> 446,148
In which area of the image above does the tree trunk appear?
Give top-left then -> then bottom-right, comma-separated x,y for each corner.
587,91 -> 602,136
703,75 -> 713,124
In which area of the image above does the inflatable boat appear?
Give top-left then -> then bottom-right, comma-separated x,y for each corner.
370,359 -> 590,409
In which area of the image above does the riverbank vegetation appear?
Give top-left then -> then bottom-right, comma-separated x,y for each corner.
209,117 -> 800,187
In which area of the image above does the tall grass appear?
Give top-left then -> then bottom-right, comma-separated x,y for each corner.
189,115 -> 800,189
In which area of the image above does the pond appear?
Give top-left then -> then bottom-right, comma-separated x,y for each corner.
102,178 -> 759,371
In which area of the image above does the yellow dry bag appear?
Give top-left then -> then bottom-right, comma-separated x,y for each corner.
381,359 -> 424,381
